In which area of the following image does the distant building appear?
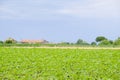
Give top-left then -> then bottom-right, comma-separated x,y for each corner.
21,39 -> 49,44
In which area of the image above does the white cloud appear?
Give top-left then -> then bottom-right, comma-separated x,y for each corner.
0,5 -> 27,19
0,0 -> 120,20
0,0 -> 60,20
58,0 -> 120,18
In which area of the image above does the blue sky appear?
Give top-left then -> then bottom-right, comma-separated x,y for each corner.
0,0 -> 120,43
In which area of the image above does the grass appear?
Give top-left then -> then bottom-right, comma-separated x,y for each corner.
0,47 -> 120,80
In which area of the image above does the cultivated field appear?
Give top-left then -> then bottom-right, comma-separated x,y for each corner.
0,47 -> 120,80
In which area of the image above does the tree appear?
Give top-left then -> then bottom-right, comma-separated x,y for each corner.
96,36 -> 107,42
109,40 -> 113,44
76,39 -> 89,45
0,41 -> 3,44
114,37 -> 120,45
5,37 -> 17,44
91,42 -> 97,46
76,39 -> 83,44
98,40 -> 111,45
59,42 -> 70,45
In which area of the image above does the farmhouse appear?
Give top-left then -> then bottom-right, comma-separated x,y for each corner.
21,39 -> 48,44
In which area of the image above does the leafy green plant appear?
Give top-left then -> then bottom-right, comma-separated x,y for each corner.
0,48 -> 120,79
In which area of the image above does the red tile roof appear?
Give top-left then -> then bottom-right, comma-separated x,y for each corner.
21,39 -> 48,44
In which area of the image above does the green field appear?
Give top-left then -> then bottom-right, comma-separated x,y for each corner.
0,48 -> 120,80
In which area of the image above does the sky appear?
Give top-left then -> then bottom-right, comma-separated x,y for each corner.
0,0 -> 120,43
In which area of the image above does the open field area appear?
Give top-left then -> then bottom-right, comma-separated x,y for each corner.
0,47 -> 120,80
3,46 -> 120,50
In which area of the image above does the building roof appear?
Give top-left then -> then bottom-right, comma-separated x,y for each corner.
21,39 -> 48,43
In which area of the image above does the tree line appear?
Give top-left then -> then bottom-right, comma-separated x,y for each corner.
76,36 -> 120,46
0,36 -> 120,46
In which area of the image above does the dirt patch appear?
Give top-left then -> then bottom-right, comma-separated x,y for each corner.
3,46 -> 120,49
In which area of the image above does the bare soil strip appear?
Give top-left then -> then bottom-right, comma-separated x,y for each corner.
3,47 -> 120,49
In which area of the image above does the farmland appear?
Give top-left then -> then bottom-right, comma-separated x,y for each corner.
0,47 -> 120,80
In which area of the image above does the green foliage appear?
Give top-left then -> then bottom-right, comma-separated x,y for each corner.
109,40 -> 113,44
58,42 -> 70,45
0,48 -> 120,79
96,36 -> 107,42
5,37 -> 17,44
98,40 -> 112,46
0,41 -> 3,44
5,40 -> 13,44
91,42 -> 97,45
76,39 -> 89,45
1,36 -> 120,47
114,37 -> 120,45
